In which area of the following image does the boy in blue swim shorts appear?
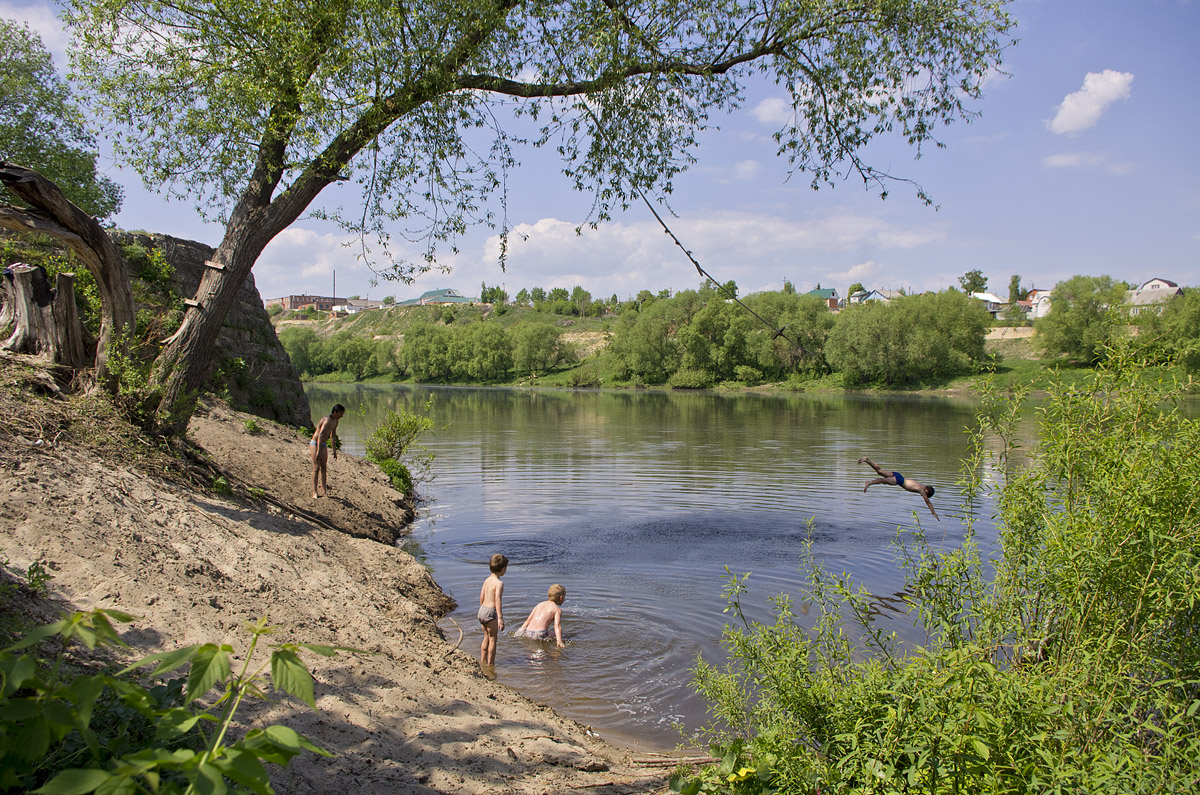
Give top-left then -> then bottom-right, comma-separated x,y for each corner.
859,456 -> 939,520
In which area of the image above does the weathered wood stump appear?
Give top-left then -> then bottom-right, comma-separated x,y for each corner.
1,263 -> 91,370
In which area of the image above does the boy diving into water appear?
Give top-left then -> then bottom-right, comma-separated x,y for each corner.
859,456 -> 939,520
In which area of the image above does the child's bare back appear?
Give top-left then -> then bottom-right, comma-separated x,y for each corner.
517,584 -> 565,647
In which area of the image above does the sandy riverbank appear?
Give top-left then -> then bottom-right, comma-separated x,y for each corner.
0,361 -> 676,794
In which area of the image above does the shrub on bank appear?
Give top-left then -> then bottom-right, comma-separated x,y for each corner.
681,346 -> 1200,793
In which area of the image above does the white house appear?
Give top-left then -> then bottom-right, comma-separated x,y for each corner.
1027,289 -> 1053,319
970,291 -> 1007,317
1126,277 -> 1182,316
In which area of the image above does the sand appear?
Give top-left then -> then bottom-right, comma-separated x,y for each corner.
0,377 -> 677,794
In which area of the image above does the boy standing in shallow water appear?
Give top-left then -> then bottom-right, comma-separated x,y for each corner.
859,455 -> 939,520
478,553 -> 508,666
310,404 -> 345,499
516,584 -> 566,648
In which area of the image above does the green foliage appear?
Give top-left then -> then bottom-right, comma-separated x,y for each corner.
512,323 -> 565,376
958,268 -> 988,294
1,611 -> 344,794
375,458 -> 413,497
1133,289 -> 1200,370
687,349 -> 1200,793
825,290 -> 990,386
119,243 -> 175,293
102,327 -> 162,430
568,364 -> 602,388
364,399 -> 435,495
210,475 -> 231,495
668,368 -> 715,389
242,418 -> 261,435
0,19 -> 122,218
66,0 -> 1012,281
670,740 -> 777,795
25,560 -> 53,596
1034,274 -> 1128,364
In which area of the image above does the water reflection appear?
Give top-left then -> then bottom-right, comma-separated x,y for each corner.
306,383 -> 1017,749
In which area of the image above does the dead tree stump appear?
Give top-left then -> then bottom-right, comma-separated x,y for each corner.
1,263 -> 92,370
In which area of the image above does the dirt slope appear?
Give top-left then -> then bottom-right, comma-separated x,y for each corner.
0,378 -> 670,794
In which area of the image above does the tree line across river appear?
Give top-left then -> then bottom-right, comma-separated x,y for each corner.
275,273 -> 1199,389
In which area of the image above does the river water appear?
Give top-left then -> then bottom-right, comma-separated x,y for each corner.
305,383 -> 1008,749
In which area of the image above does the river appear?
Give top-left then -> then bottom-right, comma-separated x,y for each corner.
305,383 -> 1009,749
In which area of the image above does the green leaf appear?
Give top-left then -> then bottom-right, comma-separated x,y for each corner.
212,749 -> 271,795
1,655 -> 39,694
270,648 -> 315,707
67,675 -> 107,727
192,763 -> 227,795
32,768 -> 111,795
668,773 -> 702,795
4,619 -> 68,652
971,738 -> 991,761
119,644 -> 202,677
155,707 -> 201,741
186,644 -> 231,703
93,773 -> 138,795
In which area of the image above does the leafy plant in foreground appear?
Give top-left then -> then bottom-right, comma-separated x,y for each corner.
1,610 -> 349,794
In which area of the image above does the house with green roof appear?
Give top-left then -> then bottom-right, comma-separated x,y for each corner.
805,284 -> 840,310
396,288 -> 476,307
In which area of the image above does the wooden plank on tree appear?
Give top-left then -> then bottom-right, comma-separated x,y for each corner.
183,299 -> 201,308
204,260 -> 226,271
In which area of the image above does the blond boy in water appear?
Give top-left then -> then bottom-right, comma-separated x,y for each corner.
516,584 -> 566,648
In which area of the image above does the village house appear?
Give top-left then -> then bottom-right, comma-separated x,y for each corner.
970,291 -> 1008,318
264,294 -> 348,312
395,288 -> 477,306
1126,277 -> 1182,316
805,284 -> 840,310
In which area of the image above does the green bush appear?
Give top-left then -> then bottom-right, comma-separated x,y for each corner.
0,611 -> 344,794
376,458 -> 413,496
683,346 -> 1200,793
364,399 -> 434,495
667,368 -> 714,389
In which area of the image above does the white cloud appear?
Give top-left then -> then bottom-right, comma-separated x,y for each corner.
1047,70 -> 1134,134
751,97 -> 793,125
731,160 -> 761,181
255,228 -> 396,300
1,2 -> 70,67
469,210 -> 945,298
1042,151 -> 1133,174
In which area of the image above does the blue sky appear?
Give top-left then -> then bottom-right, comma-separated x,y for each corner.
7,0 -> 1198,303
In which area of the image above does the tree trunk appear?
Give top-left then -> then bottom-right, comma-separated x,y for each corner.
0,162 -> 136,384
1,265 -> 91,370
152,214 -> 278,433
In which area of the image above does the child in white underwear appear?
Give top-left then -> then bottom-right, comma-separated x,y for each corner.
478,553 -> 508,666
516,584 -> 566,648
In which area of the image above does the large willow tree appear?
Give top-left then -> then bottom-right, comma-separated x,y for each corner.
63,0 -> 1014,431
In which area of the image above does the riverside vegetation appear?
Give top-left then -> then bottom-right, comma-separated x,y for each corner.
275,276 -> 1200,394
672,345 -> 1200,794
276,283 -> 999,390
